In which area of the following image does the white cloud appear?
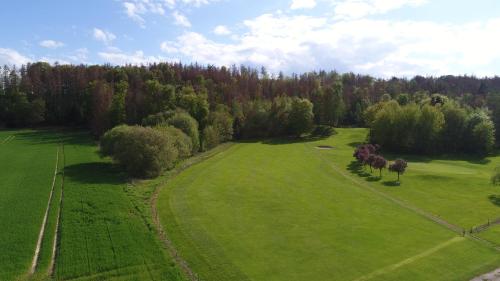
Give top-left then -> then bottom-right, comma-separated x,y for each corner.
213,25 -> 231,35
121,0 -> 217,27
290,0 -> 316,10
39,40 -> 65,49
333,0 -> 428,20
172,11 -> 191,27
98,50 -> 170,65
159,12 -> 500,77
67,48 -> 90,63
93,28 -> 116,45
0,48 -> 31,66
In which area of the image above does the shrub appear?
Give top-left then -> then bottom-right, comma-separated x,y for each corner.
155,125 -> 193,159
100,125 -> 132,157
166,111 -> 200,154
312,125 -> 337,137
202,125 -> 220,151
100,125 -> 178,178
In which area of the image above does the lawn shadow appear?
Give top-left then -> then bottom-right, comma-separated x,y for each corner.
348,142 -> 364,148
366,176 -> 381,182
14,129 -> 93,146
260,135 -> 331,145
64,162 -> 125,185
488,195 -> 500,207
383,181 -> 401,187
347,161 -> 371,177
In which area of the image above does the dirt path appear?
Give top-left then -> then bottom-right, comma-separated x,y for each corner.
471,268 -> 500,281
150,143 -> 234,281
30,147 -> 60,275
354,237 -> 464,281
49,145 -> 65,276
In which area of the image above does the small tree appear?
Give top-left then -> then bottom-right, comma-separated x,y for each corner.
372,155 -> 387,178
389,159 -> 408,182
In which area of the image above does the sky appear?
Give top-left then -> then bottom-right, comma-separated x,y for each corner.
1,0 -> 500,77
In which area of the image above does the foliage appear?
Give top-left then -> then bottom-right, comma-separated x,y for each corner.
389,159 -> 408,181
100,125 -> 179,178
202,125 -> 220,151
368,100 -> 495,154
155,125 -> 193,159
166,110 -> 200,153
287,98 -> 314,137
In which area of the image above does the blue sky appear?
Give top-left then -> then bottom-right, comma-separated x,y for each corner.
1,0 -> 500,77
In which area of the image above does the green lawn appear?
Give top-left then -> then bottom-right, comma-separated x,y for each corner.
0,130 -> 184,281
157,130 -> 500,281
310,128 -> 500,230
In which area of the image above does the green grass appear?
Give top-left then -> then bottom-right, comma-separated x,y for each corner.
0,130 -> 184,281
309,128 -> 500,230
157,132 -> 500,281
0,130 -> 59,280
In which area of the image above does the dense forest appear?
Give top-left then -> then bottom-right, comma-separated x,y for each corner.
1,62 -> 499,153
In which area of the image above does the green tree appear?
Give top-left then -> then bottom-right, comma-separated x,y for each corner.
287,98 -> 314,137
109,80 -> 128,127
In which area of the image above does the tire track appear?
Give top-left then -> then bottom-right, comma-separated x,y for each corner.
30,147 -> 60,275
150,143 -> 235,281
50,144 -> 65,277
353,237 -> 464,281
1,135 -> 15,144
310,146 -> 500,252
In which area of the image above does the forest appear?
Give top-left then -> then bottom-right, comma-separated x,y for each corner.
1,62 -> 499,167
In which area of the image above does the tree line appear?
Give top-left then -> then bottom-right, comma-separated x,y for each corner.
366,94 -> 496,155
1,62 -> 500,139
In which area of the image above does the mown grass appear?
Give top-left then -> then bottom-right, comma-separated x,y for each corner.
157,131 -> 500,281
0,130 -> 59,280
310,128 -> 500,234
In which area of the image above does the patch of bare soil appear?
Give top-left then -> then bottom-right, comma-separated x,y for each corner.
471,268 -> 500,281
316,145 -> 334,150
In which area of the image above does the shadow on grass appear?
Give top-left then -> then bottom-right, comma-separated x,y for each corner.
488,195 -> 500,207
348,142 -> 364,148
366,176 -> 381,182
381,150 -> 493,165
347,161 -> 372,178
14,129 -> 93,146
383,181 -> 401,187
64,162 -> 124,185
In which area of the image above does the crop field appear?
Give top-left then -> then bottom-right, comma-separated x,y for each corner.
0,130 -> 183,281
157,128 -> 500,281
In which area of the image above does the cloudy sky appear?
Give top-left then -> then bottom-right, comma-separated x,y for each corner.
1,0 -> 500,77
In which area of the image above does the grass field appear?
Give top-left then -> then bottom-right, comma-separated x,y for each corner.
157,128 -> 500,281
0,130 -> 184,281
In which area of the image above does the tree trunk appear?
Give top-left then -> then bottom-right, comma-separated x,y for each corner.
397,172 -> 400,181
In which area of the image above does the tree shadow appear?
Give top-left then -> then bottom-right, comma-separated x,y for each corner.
14,129 -> 93,146
64,162 -> 125,185
383,181 -> 401,187
348,142 -> 364,148
260,135 -> 331,145
366,176 -> 381,182
488,195 -> 500,207
347,161 -> 371,177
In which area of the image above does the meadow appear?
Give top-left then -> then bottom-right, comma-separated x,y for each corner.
157,128 -> 500,281
0,130 -> 183,281
2,128 -> 499,281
